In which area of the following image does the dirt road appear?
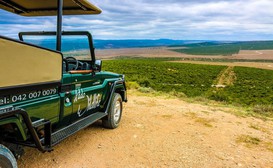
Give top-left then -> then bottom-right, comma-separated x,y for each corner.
18,91 -> 273,168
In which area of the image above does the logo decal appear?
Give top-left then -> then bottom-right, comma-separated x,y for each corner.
77,93 -> 102,117
74,89 -> 86,102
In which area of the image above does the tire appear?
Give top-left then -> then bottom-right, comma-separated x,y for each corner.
102,93 -> 123,129
0,144 -> 17,168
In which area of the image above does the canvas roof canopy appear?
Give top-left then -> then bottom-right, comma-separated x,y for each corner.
0,36 -> 62,88
0,0 -> 101,16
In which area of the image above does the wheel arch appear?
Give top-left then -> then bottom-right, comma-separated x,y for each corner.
0,117 -> 27,141
114,83 -> 127,102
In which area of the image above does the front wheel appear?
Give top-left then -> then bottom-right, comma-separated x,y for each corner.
0,144 -> 17,168
102,93 -> 123,129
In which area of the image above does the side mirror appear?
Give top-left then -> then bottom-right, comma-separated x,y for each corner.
95,60 -> 102,72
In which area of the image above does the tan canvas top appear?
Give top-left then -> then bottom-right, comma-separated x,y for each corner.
0,37 -> 62,88
0,0 -> 101,16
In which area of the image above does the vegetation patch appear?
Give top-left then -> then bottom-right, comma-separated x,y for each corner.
172,43 -> 240,56
249,124 -> 269,133
170,41 -> 273,56
236,135 -> 273,152
185,112 -> 214,127
194,117 -> 214,127
138,87 -> 155,93
253,105 -> 273,118
161,114 -> 173,119
104,59 -> 225,97
104,58 -> 273,117
236,135 -> 261,146
206,67 -> 273,107
126,81 -> 140,89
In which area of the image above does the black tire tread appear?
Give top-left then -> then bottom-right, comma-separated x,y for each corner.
0,144 -> 17,168
102,93 -> 122,129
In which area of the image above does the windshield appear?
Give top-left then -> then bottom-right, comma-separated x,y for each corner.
22,35 -> 91,60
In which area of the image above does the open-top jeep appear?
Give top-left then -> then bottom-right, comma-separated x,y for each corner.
0,1 -> 127,167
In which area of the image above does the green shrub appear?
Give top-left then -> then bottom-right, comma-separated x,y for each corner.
138,77 -> 152,87
126,81 -> 140,89
138,87 -> 154,93
206,90 -> 230,102
253,105 -> 273,117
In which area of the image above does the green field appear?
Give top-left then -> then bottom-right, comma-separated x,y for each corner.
171,41 -> 273,56
208,67 -> 273,106
104,59 -> 273,107
104,59 -> 225,97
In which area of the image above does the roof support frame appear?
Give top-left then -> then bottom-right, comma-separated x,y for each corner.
0,0 -> 27,13
0,0 -> 102,16
72,0 -> 87,10
56,0 -> 63,51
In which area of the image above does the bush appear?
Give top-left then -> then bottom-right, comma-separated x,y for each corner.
126,81 -> 140,89
138,77 -> 152,87
206,90 -> 230,102
138,87 -> 154,93
253,105 -> 273,117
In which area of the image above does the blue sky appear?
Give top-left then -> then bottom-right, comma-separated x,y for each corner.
0,0 -> 273,40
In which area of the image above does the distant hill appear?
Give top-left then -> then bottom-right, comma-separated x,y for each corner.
170,41 -> 273,56
93,39 -> 206,49
22,36 -> 273,55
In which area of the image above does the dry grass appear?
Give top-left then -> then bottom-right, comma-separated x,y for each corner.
236,134 -> 273,153
253,105 -> 273,118
249,124 -> 270,134
186,112 -> 215,127
194,117 -> 214,127
236,135 -> 261,146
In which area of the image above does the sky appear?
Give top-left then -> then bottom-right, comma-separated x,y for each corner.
0,0 -> 273,41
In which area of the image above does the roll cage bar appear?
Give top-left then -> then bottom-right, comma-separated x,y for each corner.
18,31 -> 96,64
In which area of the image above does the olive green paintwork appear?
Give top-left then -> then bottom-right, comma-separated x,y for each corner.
0,70 -> 125,140
0,0 -> 126,154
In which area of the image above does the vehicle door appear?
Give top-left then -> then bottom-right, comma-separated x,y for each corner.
68,72 -> 107,122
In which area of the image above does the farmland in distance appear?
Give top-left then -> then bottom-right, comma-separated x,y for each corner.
98,40 -> 273,117
170,41 -> 273,56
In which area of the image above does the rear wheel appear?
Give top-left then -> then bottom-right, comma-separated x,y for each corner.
0,144 -> 17,168
102,93 -> 123,129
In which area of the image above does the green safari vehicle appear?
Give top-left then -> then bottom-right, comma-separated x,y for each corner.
0,1 -> 127,167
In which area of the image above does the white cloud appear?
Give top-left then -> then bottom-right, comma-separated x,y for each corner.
0,0 -> 273,40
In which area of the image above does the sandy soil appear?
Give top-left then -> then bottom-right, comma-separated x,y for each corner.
95,47 -> 273,61
18,91 -> 273,168
95,47 -> 273,70
95,47 -> 229,59
95,47 -> 189,58
232,50 -> 273,60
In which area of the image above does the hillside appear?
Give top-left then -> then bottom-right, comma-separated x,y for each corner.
104,59 -> 273,109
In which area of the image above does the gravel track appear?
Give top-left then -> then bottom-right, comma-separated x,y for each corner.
18,91 -> 273,168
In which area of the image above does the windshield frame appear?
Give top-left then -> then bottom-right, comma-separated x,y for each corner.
18,31 -> 95,64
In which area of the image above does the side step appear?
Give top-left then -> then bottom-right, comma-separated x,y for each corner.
50,112 -> 107,146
